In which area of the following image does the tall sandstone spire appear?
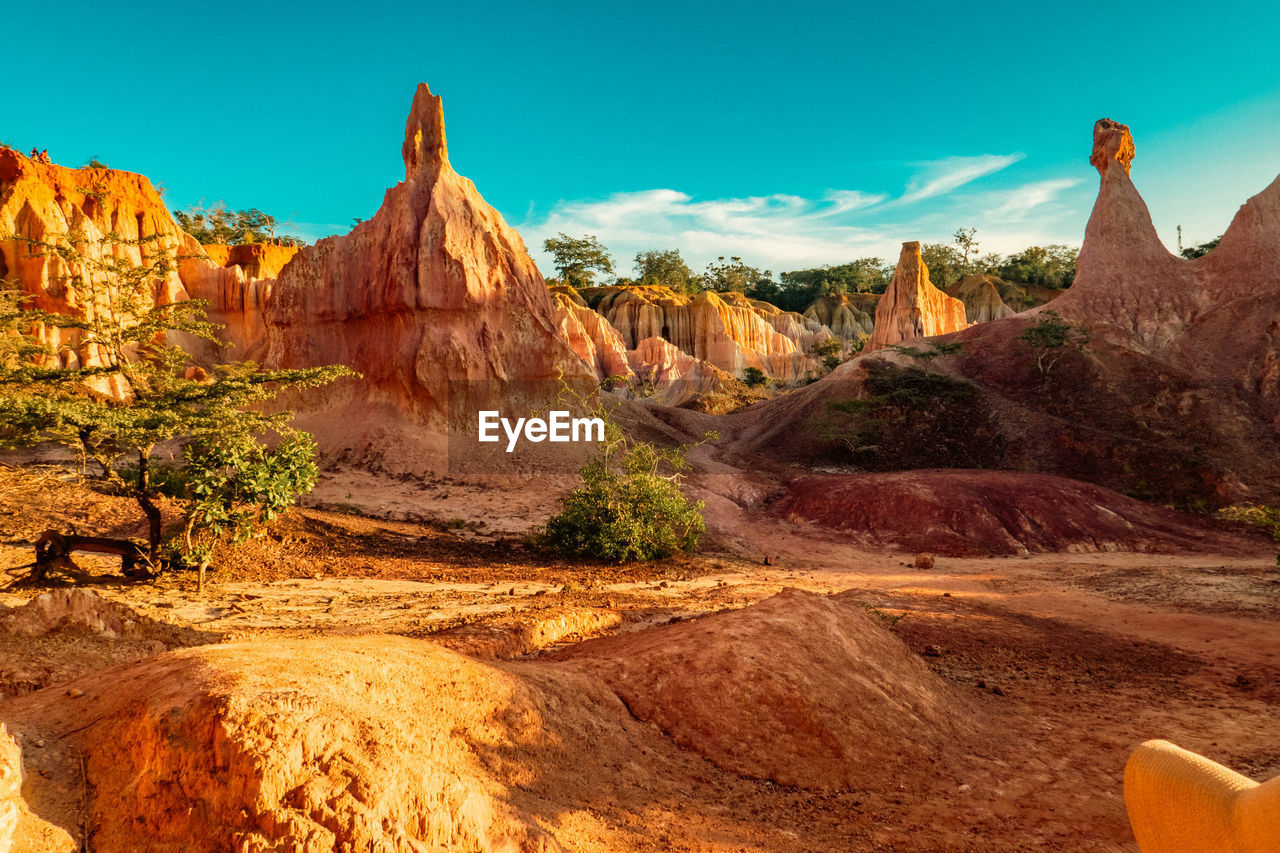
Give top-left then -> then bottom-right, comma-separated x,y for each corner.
260,84 -> 589,470
864,241 -> 968,352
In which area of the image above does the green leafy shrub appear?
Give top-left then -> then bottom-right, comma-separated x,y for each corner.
810,336 -> 845,372
1216,505 -> 1280,540
542,425 -> 707,563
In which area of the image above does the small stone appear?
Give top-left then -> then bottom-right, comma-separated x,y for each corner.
914,553 -> 935,570
66,688 -> 84,698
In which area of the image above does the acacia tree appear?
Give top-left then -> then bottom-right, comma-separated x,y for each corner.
702,256 -> 771,294
954,227 -> 979,269
1020,310 -> 1090,381
175,203 -> 304,246
634,249 -> 692,291
0,230 -> 351,584
543,233 -> 614,288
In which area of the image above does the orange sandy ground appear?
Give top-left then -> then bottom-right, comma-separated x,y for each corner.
0,464 -> 1276,851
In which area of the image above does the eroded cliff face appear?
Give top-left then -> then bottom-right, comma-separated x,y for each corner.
945,275 -> 1016,324
864,242 -> 969,352
200,243 -> 299,280
551,287 -> 634,382
0,149 -> 194,379
259,84 -> 590,466
0,147 -> 278,367
803,294 -> 875,339
626,336 -> 735,407
577,285 -> 830,381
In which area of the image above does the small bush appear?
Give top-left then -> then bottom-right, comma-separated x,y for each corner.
810,337 -> 844,372
815,361 -> 1001,469
742,366 -> 767,387
543,440 -> 705,563
1216,505 -> 1280,540
1020,310 -> 1090,381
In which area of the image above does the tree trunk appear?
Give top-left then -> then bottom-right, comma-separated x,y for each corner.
135,447 -> 162,564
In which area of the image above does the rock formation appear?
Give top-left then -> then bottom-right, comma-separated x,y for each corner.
864,241 -> 968,352
4,87 -> 596,469
727,118 -> 1280,505
1057,118 -> 1280,368
0,147 -> 280,366
580,285 -> 829,381
626,336 -> 735,406
258,85 -> 590,466
558,588 -> 984,790
199,243 -> 299,280
0,148 -> 194,383
1,594 -> 1000,849
946,274 -> 1017,323
802,293 -> 876,338
551,286 -> 634,382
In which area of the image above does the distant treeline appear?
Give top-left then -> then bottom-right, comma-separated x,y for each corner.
545,229 -> 1080,313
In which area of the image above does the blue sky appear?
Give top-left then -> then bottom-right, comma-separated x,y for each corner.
6,1 -> 1278,277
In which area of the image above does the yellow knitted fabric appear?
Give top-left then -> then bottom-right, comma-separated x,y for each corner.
1124,739 -> 1280,852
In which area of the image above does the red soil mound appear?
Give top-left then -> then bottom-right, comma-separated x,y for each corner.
775,469 -> 1258,556
557,587 -> 987,790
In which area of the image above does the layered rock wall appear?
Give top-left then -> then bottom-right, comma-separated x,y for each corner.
803,293 -> 876,339
0,147 -> 277,366
579,285 -> 828,381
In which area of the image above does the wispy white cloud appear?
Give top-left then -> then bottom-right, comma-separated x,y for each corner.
898,153 -> 1025,204
984,178 -> 1083,221
518,156 -> 1088,276
819,189 -> 888,216
525,189 -> 893,273
279,219 -> 353,243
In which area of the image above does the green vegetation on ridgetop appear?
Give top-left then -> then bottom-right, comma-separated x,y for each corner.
175,203 -> 306,247
545,228 -> 1079,314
